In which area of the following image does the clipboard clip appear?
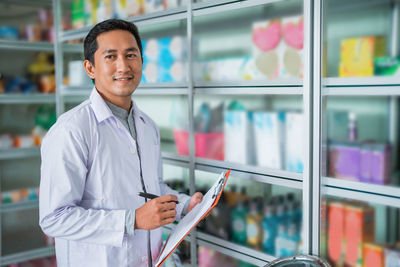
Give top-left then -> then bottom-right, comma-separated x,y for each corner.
212,170 -> 230,199
212,178 -> 224,199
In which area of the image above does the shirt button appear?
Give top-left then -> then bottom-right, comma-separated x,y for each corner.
130,147 -> 135,154
141,256 -> 147,262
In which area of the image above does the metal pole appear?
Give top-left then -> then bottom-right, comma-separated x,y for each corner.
187,0 -> 197,265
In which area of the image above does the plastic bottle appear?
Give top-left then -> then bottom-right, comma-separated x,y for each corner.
274,224 -> 288,258
348,112 -> 358,141
261,201 -> 277,255
246,201 -> 262,250
230,199 -> 247,245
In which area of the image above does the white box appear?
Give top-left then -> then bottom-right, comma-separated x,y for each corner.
224,110 -> 254,165
285,112 -> 304,173
253,111 -> 285,169
68,60 -> 92,86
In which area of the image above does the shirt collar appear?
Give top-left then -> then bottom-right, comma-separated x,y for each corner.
89,87 -> 114,123
90,87 -> 146,124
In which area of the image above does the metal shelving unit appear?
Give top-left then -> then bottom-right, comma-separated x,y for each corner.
46,0 -> 400,265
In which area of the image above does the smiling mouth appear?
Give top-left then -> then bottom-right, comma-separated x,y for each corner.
113,76 -> 134,81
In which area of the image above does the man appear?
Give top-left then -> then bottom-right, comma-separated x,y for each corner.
39,19 -> 203,267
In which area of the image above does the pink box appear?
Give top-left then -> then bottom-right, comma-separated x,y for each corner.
173,130 -> 224,161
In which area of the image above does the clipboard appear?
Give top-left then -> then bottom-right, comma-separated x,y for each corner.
155,169 -> 230,267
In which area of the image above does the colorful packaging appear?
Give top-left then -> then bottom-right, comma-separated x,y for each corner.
374,57 -> 400,76
339,36 -> 386,77
71,0 -> 85,29
328,141 -> 361,181
253,111 -> 285,169
285,112 -> 304,173
344,204 -> 375,267
327,201 -> 345,266
116,0 -> 145,18
252,16 -> 303,80
361,143 -> 391,185
363,243 -> 384,267
96,0 -> 112,23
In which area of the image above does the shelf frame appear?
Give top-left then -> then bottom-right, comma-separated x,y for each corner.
1,246 -> 55,266
0,200 -> 39,213
0,94 -> 55,104
0,147 -> 41,160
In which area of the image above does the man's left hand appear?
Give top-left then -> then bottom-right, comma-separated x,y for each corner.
187,192 -> 203,213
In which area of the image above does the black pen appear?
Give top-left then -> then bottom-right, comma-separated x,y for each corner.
138,192 -> 179,204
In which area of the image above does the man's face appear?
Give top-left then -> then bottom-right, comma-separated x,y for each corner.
85,30 -> 142,105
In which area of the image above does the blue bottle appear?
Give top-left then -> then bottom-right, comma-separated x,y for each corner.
261,202 -> 277,255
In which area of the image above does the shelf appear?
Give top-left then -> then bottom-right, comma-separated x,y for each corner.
194,79 -> 303,88
1,200 -> 38,213
162,152 -> 190,168
323,86 -> 400,96
324,76 -> 400,87
0,147 -> 40,160
197,232 -> 275,266
193,0 -> 284,17
323,176 -> 400,201
194,86 -> 303,95
195,158 -> 303,189
1,246 -> 55,266
0,93 -> 55,104
61,8 -> 187,42
0,39 -> 54,52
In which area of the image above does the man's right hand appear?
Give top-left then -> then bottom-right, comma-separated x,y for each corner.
134,194 -> 178,230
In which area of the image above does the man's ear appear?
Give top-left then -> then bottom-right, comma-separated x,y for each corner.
83,60 -> 95,80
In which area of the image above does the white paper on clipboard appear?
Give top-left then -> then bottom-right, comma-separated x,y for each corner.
155,170 -> 230,267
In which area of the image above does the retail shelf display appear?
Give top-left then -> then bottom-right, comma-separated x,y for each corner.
0,0 -> 397,265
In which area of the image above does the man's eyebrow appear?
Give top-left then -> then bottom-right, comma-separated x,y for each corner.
125,47 -> 139,53
102,49 -> 117,55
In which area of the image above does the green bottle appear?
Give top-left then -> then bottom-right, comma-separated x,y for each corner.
231,199 -> 247,245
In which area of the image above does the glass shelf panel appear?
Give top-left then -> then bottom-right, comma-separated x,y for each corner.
193,0 -> 303,84
195,169 -> 303,258
322,96 -> 399,188
194,94 -> 304,173
320,195 -> 400,267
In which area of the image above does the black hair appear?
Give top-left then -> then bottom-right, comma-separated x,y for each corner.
84,19 -> 143,65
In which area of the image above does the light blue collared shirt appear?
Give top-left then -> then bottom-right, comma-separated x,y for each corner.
39,88 -> 190,267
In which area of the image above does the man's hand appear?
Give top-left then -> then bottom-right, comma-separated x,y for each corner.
187,192 -> 203,213
135,194 -> 178,230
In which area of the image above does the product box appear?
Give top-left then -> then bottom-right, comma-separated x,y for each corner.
71,0 -> 85,29
252,15 -> 303,80
252,111 -> 285,169
384,248 -> 400,267
374,57 -> 400,76
96,0 -> 112,23
360,143 -> 391,185
328,141 -> 361,181
339,36 -> 386,77
344,204 -> 375,267
83,0 -> 97,26
363,243 -> 384,267
285,112 -> 303,173
68,60 -> 92,86
327,201 -> 345,266
116,0 -> 145,18
224,110 -> 254,165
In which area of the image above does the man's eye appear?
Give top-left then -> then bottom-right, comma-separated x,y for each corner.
127,54 -> 137,58
105,55 -> 115,59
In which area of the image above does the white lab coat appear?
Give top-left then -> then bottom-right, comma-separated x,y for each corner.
39,88 -> 190,267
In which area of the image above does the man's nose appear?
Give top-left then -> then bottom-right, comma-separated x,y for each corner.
116,56 -> 130,72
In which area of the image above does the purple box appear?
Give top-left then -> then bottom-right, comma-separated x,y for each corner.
370,143 -> 391,185
328,141 -> 361,181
